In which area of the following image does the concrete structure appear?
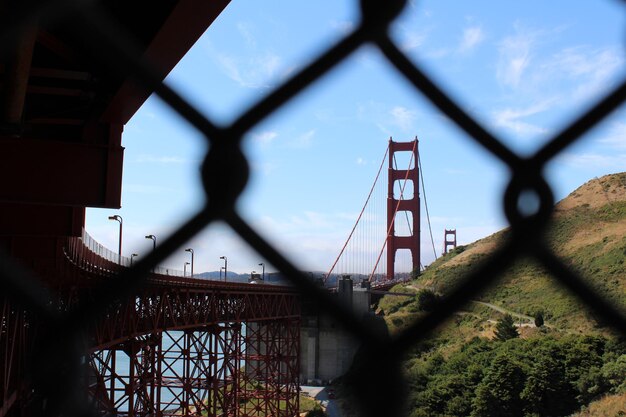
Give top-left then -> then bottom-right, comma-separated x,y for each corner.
300,276 -> 371,384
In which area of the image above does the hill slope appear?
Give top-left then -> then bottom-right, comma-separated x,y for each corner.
381,172 -> 626,335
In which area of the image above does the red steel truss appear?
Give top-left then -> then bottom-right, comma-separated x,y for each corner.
86,321 -> 300,417
1,235 -> 300,417
0,301 -> 30,417
242,321 -> 300,417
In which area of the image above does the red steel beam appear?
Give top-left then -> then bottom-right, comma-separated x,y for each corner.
0,137 -> 123,208
101,0 -> 231,125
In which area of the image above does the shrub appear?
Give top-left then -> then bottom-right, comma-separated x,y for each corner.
416,289 -> 440,312
305,404 -> 327,417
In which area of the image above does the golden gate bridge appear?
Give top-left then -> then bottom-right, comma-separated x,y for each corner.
325,137 -> 438,290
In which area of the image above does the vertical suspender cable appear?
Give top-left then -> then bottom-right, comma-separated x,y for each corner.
324,144 -> 390,285
418,152 -> 438,262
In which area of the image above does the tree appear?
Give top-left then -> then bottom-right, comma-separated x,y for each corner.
534,312 -> 544,328
521,350 -> 578,416
471,355 -> 526,417
494,314 -> 519,341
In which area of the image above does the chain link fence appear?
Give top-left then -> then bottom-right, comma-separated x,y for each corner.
1,0 -> 625,416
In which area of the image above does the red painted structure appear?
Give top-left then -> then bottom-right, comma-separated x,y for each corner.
443,229 -> 457,255
386,138 -> 420,281
2,233 -> 300,416
0,1 -> 301,415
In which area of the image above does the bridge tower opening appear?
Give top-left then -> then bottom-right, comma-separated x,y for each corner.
443,229 -> 457,254
386,138 -> 420,280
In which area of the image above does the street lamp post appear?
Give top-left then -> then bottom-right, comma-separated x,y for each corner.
108,215 -> 122,264
184,262 -> 190,277
185,248 -> 194,278
145,235 -> 156,273
131,253 -> 139,266
145,235 -> 156,251
258,262 -> 265,281
220,256 -> 227,281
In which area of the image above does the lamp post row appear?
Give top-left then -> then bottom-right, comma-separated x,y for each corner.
109,215 -> 263,280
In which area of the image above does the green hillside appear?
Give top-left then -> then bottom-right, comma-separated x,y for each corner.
381,172 -> 626,335
376,173 -> 626,417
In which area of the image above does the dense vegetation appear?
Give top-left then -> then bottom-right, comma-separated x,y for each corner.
373,173 -> 626,417
406,335 -> 626,417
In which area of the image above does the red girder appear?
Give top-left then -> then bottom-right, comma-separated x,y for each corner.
2,235 -> 301,417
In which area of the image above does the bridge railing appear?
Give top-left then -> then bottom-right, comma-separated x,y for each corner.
80,229 -> 131,267
63,229 -> 186,278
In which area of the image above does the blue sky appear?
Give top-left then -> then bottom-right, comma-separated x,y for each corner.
86,0 -> 626,276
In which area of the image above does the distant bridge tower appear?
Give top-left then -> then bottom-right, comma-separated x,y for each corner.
443,229 -> 457,254
386,138 -> 420,280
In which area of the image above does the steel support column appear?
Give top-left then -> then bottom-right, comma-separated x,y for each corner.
242,319 -> 300,417
88,334 -> 161,416
0,300 -> 28,417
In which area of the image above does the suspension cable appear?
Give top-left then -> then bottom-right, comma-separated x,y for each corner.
419,151 -> 438,262
324,143 -> 390,284
368,140 -> 416,282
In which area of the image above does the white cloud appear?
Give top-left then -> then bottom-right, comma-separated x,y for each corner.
400,30 -> 428,52
357,101 -> 419,135
216,51 -> 282,89
288,129 -> 315,148
252,131 -> 278,146
392,23 -> 430,53
237,22 -> 256,47
458,26 -> 484,53
375,122 -> 392,136
390,106 -> 417,132
356,157 -> 367,165
492,99 -> 555,136
547,46 -> 622,79
495,24 -> 623,103
258,53 -> 281,77
543,46 -> 624,101
496,26 -> 538,88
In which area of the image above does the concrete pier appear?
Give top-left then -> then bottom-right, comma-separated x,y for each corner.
300,276 -> 371,384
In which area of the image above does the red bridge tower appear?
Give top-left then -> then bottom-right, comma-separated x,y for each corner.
386,138 -> 420,280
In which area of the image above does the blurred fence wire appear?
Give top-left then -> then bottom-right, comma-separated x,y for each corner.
1,1 -> 625,417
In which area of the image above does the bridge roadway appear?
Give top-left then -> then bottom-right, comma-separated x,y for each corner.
61,232 -> 300,351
